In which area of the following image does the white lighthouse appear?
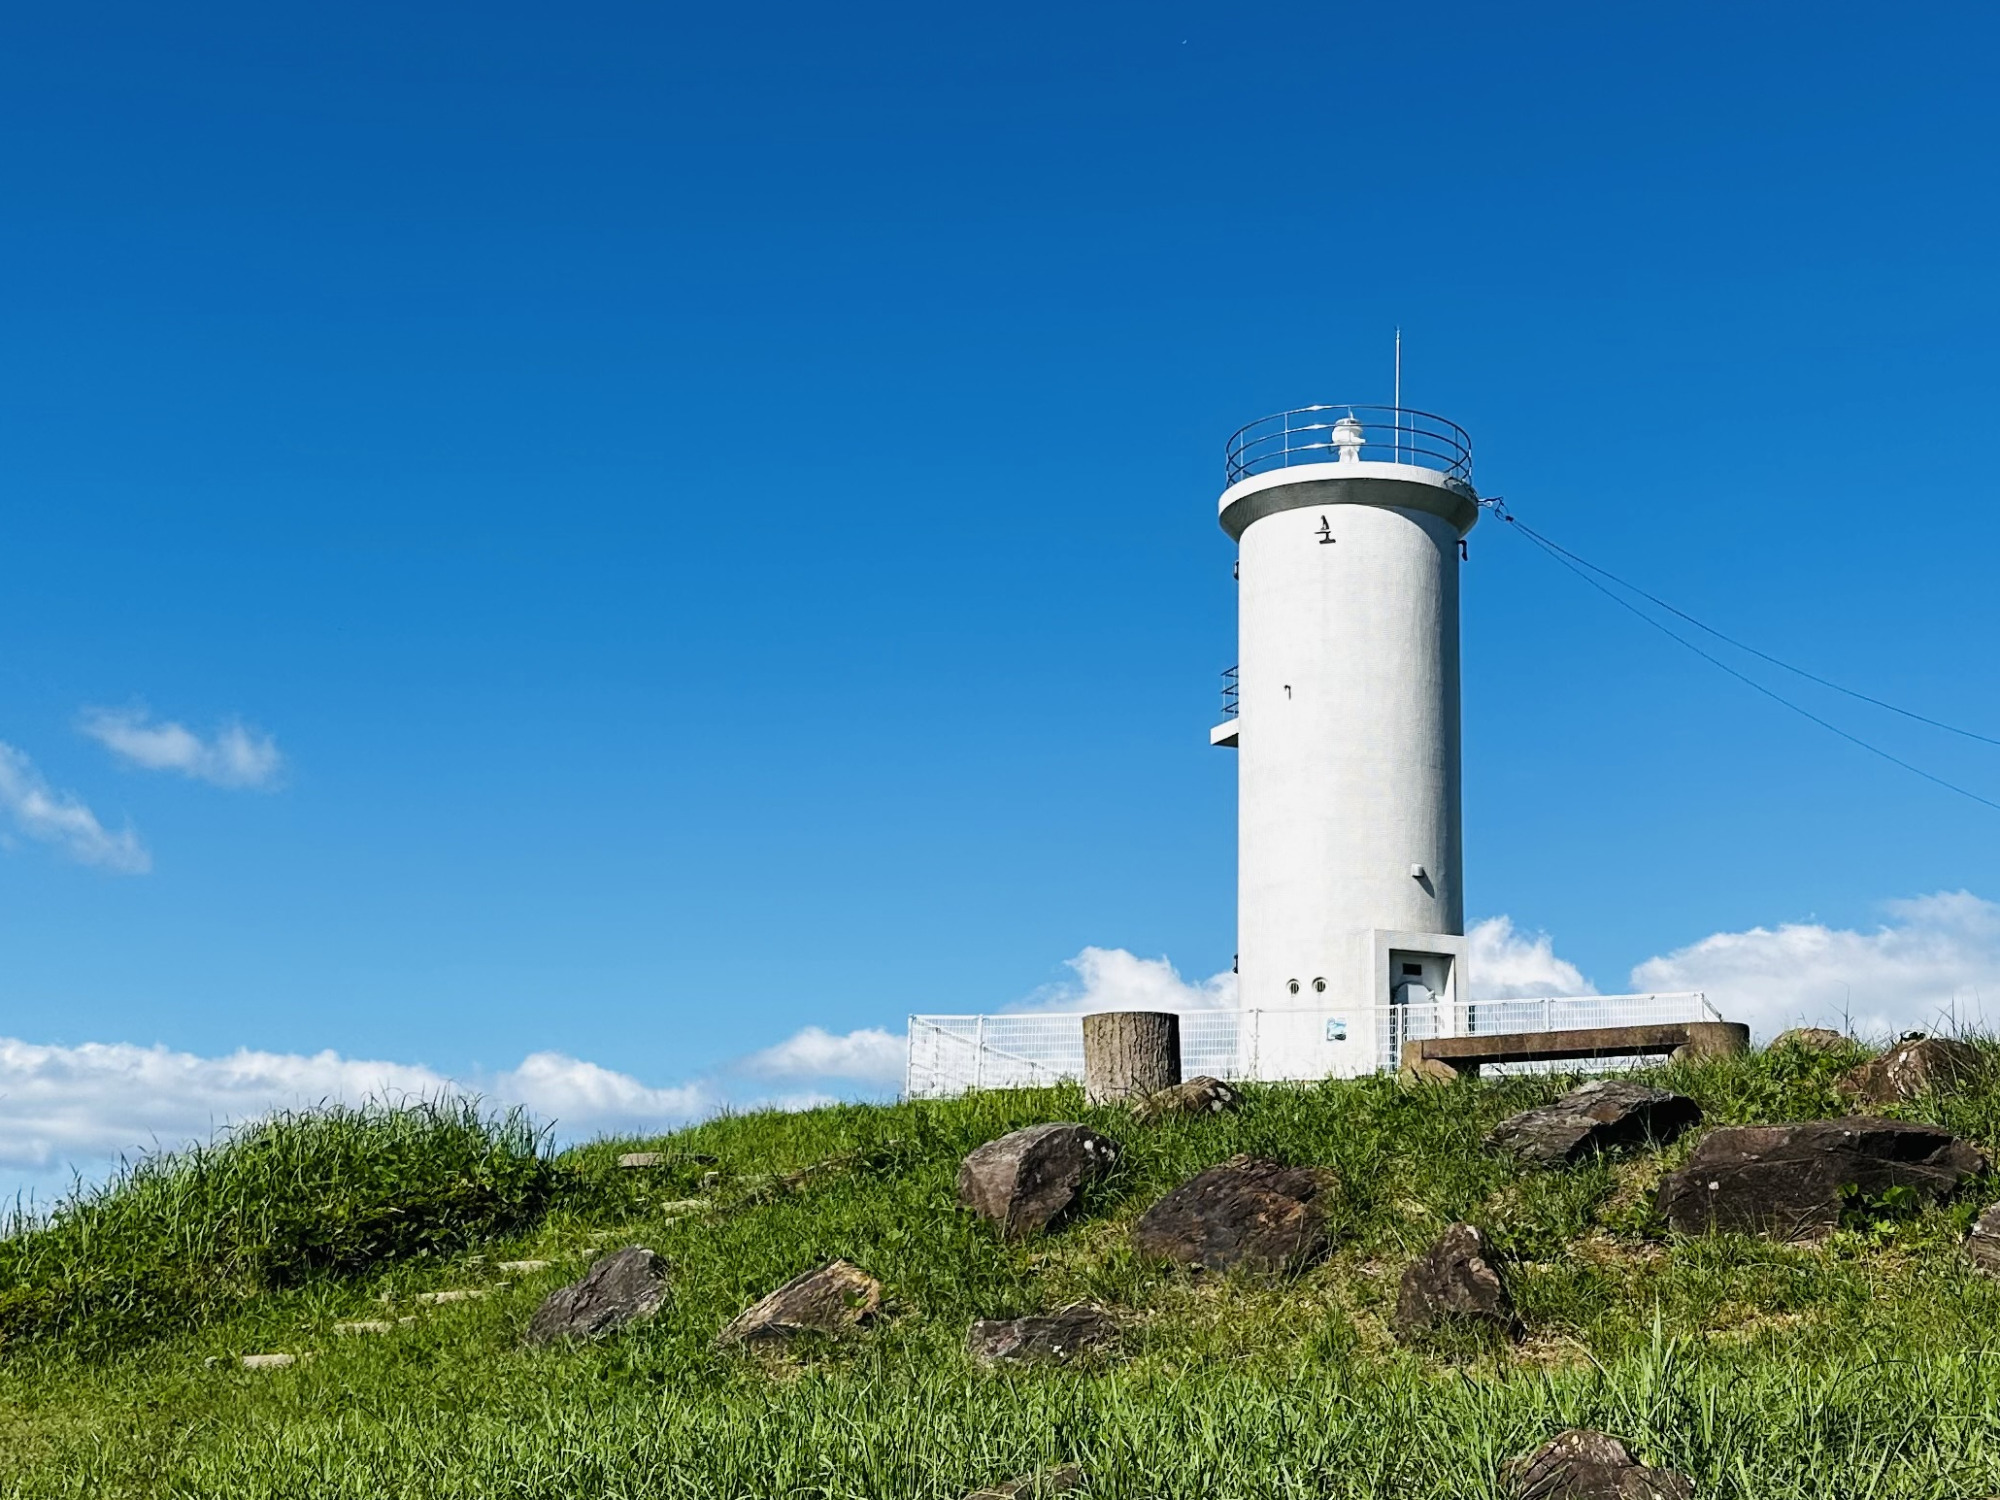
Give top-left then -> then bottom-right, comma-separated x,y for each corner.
1211,405 -> 1479,1077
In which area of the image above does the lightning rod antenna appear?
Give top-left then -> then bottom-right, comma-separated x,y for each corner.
1393,327 -> 1402,461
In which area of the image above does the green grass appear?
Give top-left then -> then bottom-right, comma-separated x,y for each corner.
5,1041 -> 2000,1497
0,1097 -> 556,1357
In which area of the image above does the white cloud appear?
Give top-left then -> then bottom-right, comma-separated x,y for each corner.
495,1051 -> 715,1135
81,709 -> 283,790
744,1026 -> 905,1085
0,1039 -> 448,1170
1630,890 -> 2000,1041
1011,946 -> 1238,1013
1466,916 -> 1598,1001
1005,934 -> 1590,1014
1013,931 -> 1595,1013
1023,901 -> 2000,1045
0,742 -> 149,873
0,1037 -> 717,1178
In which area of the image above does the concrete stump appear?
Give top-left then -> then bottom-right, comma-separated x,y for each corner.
1082,1010 -> 1181,1106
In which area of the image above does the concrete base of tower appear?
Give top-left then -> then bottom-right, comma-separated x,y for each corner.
1237,927 -> 1470,1081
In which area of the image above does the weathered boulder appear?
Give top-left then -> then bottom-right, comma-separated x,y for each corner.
1393,1222 -> 1516,1342
1967,1201 -> 2000,1274
1131,1154 -> 1336,1274
715,1259 -> 881,1346
1838,1035 -> 1984,1105
964,1466 -> 1084,1499
1655,1116 -> 1986,1240
1503,1430 -> 1693,1500
1130,1075 -> 1241,1123
967,1304 -> 1119,1367
1486,1080 -> 1703,1168
525,1245 -> 668,1347
1770,1027 -> 1853,1053
957,1124 -> 1118,1240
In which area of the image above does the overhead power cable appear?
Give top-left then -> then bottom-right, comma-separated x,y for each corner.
1481,497 -> 2000,815
1498,508 -> 2000,749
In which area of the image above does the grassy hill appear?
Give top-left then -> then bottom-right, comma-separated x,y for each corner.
4,1041 -> 2000,1498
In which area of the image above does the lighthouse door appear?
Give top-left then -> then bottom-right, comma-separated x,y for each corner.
1387,953 -> 1448,1060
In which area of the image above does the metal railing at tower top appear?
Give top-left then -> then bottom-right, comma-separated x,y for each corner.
1225,405 -> 1473,488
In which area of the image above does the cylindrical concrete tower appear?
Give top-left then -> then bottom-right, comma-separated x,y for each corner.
1211,405 -> 1479,1077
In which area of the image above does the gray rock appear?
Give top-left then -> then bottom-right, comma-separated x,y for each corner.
1131,1153 -> 1336,1274
1393,1222 -> 1515,1342
1770,1027 -> 1852,1053
964,1466 -> 1084,1499
1503,1429 -> 1693,1500
967,1304 -> 1119,1366
1130,1075 -> 1241,1123
1838,1035 -> 1985,1105
957,1124 -> 1118,1240
525,1246 -> 668,1346
715,1259 -> 881,1346
1655,1116 -> 1986,1241
1486,1080 -> 1703,1167
1968,1201 -> 2000,1274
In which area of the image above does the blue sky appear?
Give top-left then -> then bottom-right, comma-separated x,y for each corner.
4,1 -> 1999,1187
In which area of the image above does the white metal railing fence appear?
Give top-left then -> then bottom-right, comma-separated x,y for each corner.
903,1010 -> 1249,1097
904,993 -> 1717,1099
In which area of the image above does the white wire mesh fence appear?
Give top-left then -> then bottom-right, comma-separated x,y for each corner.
904,992 -> 1718,1099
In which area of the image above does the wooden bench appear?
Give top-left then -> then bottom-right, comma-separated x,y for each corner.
1400,1020 -> 1749,1082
